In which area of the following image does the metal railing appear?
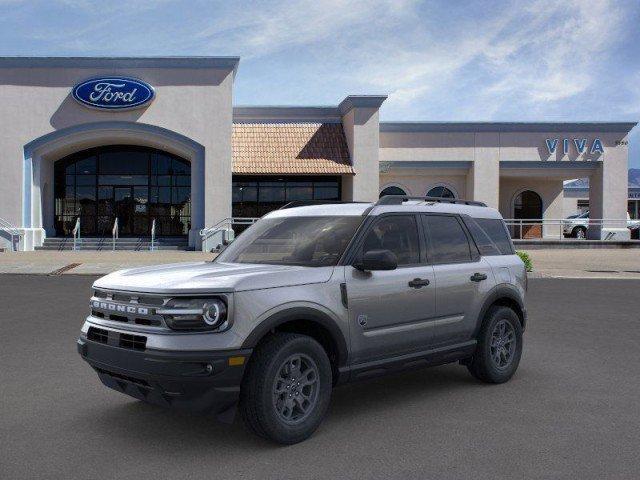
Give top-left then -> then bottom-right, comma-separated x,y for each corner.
71,217 -> 81,251
504,218 -> 638,241
200,217 -> 259,252
0,217 -> 23,252
150,218 -> 157,251
112,217 -> 119,251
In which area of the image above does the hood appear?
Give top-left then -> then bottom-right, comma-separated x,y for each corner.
93,261 -> 334,294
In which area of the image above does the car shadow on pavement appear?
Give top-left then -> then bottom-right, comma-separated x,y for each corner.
84,363 -> 481,450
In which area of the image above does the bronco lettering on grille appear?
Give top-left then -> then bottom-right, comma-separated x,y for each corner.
91,301 -> 150,315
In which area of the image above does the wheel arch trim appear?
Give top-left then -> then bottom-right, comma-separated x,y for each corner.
475,285 -> 527,334
241,306 -> 349,367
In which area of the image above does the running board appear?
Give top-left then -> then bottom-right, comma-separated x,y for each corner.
337,340 -> 477,383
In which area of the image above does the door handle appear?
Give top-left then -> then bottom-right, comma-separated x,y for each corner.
408,278 -> 430,288
470,272 -> 488,282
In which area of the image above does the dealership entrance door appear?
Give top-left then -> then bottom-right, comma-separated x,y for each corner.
54,146 -> 191,237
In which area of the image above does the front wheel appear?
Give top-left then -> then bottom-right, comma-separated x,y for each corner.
239,333 -> 332,444
467,306 -> 523,383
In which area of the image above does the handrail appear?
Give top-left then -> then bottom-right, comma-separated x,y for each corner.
503,217 -> 637,240
0,217 -> 22,252
150,218 -> 156,251
112,217 -> 119,251
199,217 -> 259,252
72,217 -> 81,251
199,217 -> 259,241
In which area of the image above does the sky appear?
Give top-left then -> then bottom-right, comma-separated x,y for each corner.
1,0 -> 639,168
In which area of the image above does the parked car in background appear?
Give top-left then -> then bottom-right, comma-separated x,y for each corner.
563,211 -> 640,239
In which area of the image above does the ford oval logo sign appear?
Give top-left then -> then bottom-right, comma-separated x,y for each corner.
72,77 -> 155,110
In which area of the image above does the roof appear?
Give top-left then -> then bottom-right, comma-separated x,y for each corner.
232,123 -> 354,175
380,121 -> 638,133
0,56 -> 240,72
564,169 -> 640,190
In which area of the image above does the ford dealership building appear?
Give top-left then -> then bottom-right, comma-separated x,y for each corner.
0,56 -> 636,250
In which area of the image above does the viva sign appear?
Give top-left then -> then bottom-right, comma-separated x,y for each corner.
72,77 -> 155,110
545,138 -> 604,156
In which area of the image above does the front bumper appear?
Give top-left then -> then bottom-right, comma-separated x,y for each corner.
77,335 -> 251,416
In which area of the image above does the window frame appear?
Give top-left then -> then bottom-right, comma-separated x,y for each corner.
419,213 -> 480,266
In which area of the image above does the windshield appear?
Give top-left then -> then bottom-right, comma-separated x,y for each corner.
216,216 -> 364,267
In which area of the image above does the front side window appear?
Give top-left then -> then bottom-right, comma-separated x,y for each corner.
216,216 -> 362,267
361,215 -> 420,266
422,215 -> 472,264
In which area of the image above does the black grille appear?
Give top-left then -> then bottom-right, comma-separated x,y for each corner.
95,367 -> 149,387
119,333 -> 147,351
87,327 -> 108,344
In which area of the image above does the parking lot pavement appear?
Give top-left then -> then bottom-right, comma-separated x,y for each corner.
1,275 -> 639,480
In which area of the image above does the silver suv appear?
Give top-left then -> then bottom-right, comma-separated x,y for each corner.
78,196 -> 527,444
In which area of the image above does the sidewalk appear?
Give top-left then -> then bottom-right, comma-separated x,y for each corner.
524,249 -> 640,279
0,249 -> 639,278
0,251 -> 212,275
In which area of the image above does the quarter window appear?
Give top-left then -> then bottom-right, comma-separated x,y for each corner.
472,218 -> 514,255
361,215 -> 420,266
422,215 -> 472,264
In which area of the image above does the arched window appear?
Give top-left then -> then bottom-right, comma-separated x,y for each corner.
426,185 -> 456,199
379,185 -> 407,198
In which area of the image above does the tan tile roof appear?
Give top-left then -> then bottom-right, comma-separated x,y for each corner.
232,123 -> 354,175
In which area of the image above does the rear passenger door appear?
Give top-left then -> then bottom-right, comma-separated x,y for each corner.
421,214 -> 494,347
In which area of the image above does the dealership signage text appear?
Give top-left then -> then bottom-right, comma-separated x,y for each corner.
72,77 -> 155,110
545,138 -> 604,156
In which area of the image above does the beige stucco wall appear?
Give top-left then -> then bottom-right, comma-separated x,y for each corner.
499,177 -> 564,238
342,106 -> 381,202
380,172 -> 467,199
0,60 -> 236,249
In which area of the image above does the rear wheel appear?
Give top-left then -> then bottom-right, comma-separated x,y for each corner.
467,306 -> 523,383
239,333 -> 332,444
573,226 -> 586,239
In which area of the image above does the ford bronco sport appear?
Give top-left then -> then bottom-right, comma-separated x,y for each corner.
78,195 -> 527,444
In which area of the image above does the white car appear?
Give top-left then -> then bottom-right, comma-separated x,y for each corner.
563,211 -> 640,239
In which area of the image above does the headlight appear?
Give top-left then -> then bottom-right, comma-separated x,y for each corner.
158,298 -> 228,331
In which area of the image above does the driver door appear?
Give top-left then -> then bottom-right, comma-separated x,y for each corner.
345,214 -> 436,364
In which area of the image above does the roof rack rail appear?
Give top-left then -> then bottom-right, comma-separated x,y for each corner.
279,200 -> 368,210
375,195 -> 487,207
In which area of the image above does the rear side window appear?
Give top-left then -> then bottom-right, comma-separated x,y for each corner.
465,217 -> 514,255
422,215 -> 472,264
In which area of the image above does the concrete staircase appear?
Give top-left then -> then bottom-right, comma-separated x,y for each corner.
35,236 -> 190,251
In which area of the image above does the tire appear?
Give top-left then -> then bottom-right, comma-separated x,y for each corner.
573,226 -> 586,239
239,332 -> 332,444
467,306 -> 523,384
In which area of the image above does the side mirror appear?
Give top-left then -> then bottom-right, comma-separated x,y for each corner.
355,249 -> 398,271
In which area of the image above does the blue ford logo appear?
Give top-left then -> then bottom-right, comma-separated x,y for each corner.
72,77 -> 155,110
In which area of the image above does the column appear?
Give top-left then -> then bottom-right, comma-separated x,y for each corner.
340,96 -> 387,202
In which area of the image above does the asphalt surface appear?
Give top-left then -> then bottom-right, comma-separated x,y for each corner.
1,275 -> 639,480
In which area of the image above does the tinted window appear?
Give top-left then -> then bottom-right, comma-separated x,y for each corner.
216,216 -> 362,267
473,218 -> 514,255
422,215 -> 471,264
362,215 -> 420,265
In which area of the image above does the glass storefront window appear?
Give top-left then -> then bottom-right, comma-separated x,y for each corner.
232,176 -> 342,222
54,146 -> 191,237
